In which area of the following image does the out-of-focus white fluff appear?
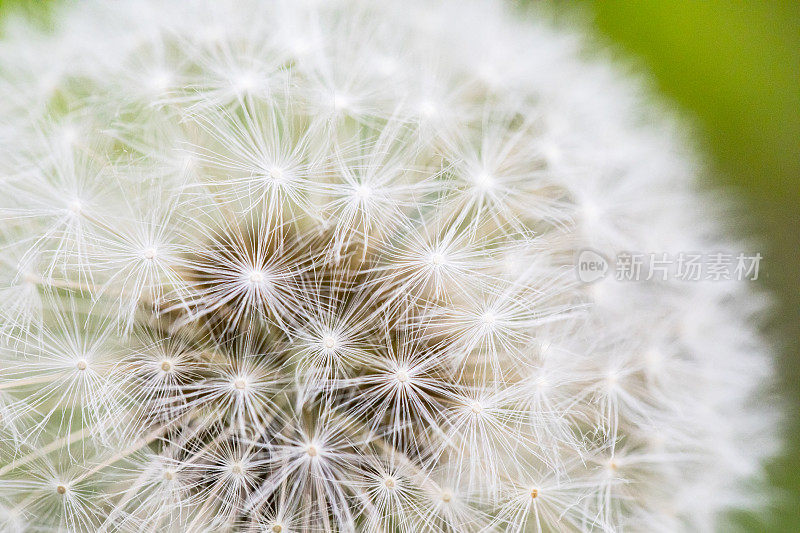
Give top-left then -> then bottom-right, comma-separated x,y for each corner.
0,0 -> 774,531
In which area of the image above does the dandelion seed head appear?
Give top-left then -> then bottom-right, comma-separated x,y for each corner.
266,166 -> 284,183
331,92 -> 351,112
418,99 -> 439,119
374,56 -> 398,77
67,199 -> 83,215
247,269 -> 266,285
0,0 -> 774,530
472,172 -> 496,193
480,310 -> 497,328
322,334 -> 337,350
234,71 -> 258,93
141,246 -> 158,260
470,401 -> 484,415
353,183 -> 372,201
395,368 -> 410,384
59,124 -> 79,146
429,251 -> 446,267
147,69 -> 173,92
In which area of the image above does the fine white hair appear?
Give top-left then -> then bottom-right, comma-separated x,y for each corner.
0,1 -> 774,531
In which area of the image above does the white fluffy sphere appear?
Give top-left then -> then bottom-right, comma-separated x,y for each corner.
0,1 -> 773,531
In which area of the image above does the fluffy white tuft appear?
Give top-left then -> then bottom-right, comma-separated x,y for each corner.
0,0 -> 774,531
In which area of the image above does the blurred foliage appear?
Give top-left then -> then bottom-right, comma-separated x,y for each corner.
2,0 -> 799,530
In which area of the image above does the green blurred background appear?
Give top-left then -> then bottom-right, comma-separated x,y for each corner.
1,0 -> 798,530
567,3 -> 800,531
